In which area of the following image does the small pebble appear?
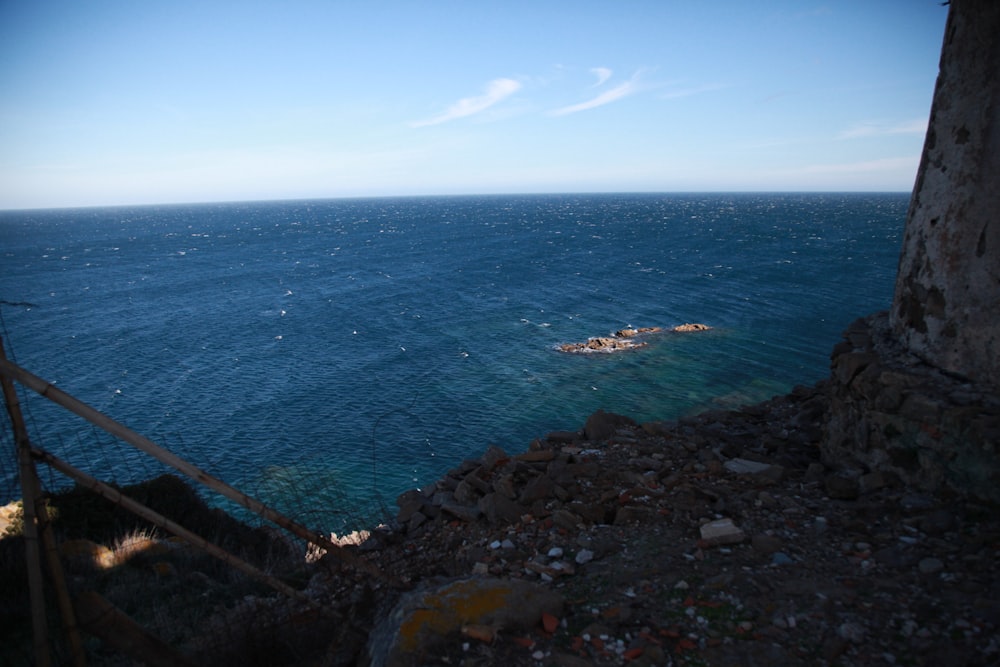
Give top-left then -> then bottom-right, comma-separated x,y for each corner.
918,557 -> 944,574
838,621 -> 866,643
771,552 -> 794,566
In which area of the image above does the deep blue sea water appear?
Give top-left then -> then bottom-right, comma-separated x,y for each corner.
0,193 -> 906,530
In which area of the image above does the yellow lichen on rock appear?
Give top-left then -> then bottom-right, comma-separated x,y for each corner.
397,579 -> 512,653
369,577 -> 563,667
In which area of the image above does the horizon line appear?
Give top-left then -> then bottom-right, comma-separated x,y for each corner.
0,189 -> 913,213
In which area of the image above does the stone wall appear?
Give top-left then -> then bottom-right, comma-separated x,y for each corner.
823,312 -> 1000,503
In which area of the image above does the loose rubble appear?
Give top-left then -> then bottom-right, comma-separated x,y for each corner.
301,380 -> 1000,666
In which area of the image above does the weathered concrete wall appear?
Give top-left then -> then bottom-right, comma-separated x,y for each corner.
891,0 -> 1000,388
823,1 -> 1000,501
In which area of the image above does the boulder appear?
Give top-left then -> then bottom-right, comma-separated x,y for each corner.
584,409 -> 638,442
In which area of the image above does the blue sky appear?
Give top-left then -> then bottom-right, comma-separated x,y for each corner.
0,1 -> 948,209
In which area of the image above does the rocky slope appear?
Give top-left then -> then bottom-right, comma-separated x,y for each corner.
297,379 -> 999,667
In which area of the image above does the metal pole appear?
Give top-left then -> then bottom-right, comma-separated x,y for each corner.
0,338 -> 51,667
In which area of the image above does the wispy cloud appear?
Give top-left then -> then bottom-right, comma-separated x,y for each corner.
410,78 -> 522,127
659,82 -> 727,100
549,71 -> 644,116
802,156 -> 918,174
838,118 -> 927,140
590,67 -> 613,87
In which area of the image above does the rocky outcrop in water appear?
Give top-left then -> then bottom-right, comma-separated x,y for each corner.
557,323 -> 711,353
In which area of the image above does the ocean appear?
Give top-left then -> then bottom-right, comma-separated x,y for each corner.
0,193 -> 907,530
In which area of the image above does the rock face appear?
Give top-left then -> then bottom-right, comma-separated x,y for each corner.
890,0 -> 1000,387
558,323 -> 710,353
822,313 -> 1000,503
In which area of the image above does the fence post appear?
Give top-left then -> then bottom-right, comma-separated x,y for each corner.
1,339 -> 88,666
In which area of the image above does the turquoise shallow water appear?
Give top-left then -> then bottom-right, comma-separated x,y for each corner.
0,193 -> 906,529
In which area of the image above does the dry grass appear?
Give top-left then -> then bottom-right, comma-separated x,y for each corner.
0,475 -> 324,666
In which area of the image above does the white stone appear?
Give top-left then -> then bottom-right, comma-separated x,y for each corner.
699,518 -> 746,546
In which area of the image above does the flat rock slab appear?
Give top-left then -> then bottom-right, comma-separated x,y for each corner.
724,458 -> 785,483
723,458 -> 773,474
699,518 -> 747,547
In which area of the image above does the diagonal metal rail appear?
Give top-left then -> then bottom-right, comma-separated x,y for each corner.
0,357 -> 400,588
